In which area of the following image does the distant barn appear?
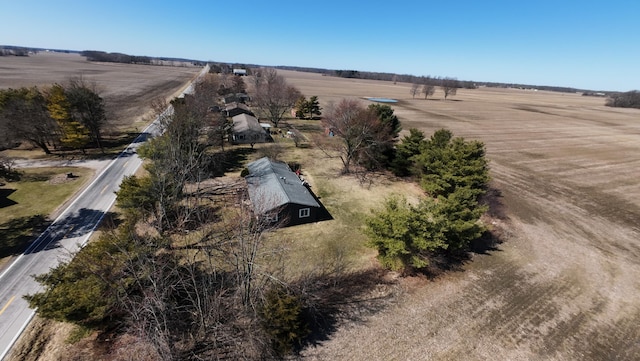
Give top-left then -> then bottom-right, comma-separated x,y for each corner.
232,68 -> 247,76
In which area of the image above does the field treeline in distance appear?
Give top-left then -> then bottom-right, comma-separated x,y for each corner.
2,45 -> 617,94
81,50 -> 154,65
275,65 -> 609,94
606,90 -> 640,109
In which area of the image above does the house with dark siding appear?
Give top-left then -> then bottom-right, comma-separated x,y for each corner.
245,157 -> 321,227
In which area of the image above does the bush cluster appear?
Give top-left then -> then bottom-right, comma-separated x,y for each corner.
367,129 -> 490,273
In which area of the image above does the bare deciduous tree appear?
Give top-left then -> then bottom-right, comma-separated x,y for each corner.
321,99 -> 395,174
250,68 -> 301,127
422,83 -> 436,99
410,82 -> 420,98
441,77 -> 460,100
65,77 -> 107,151
0,87 -> 59,154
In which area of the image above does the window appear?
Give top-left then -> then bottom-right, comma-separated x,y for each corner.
299,208 -> 310,218
265,213 -> 278,223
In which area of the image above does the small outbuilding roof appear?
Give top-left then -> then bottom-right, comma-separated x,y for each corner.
245,157 -> 320,214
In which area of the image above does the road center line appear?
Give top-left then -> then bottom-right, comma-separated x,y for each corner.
0,296 -> 15,317
101,185 -> 109,194
63,225 -> 75,238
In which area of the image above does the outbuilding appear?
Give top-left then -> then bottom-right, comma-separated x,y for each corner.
233,68 -> 247,76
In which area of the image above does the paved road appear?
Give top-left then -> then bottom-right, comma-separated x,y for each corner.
0,65 -> 209,360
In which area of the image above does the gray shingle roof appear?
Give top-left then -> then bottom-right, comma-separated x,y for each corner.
245,157 -> 320,213
225,102 -> 251,113
232,113 -> 264,133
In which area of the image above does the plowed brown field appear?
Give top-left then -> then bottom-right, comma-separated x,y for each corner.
279,70 -> 640,360
0,52 -> 199,129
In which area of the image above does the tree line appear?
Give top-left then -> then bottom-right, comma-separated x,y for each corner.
81,50 -> 154,64
0,79 -> 106,153
606,90 -> 640,109
273,65 -> 611,94
409,76 -> 464,100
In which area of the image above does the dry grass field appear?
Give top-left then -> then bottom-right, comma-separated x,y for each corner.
0,52 -> 199,131
277,70 -> 640,360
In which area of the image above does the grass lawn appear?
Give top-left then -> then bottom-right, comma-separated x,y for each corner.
255,117 -> 426,277
0,167 -> 94,267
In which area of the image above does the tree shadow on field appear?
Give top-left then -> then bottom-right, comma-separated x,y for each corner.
0,214 -> 50,259
414,231 -> 504,280
295,268 -> 398,350
206,147 -> 255,178
481,186 -> 508,220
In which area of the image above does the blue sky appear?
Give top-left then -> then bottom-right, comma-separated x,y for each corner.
1,0 -> 638,91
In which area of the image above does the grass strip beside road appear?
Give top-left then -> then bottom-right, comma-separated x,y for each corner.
0,167 -> 94,268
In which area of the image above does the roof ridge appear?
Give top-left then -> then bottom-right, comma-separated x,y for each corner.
269,159 -> 293,204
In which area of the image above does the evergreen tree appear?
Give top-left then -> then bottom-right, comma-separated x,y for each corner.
412,129 -> 489,200
260,287 -> 309,356
294,95 -> 322,119
368,103 -> 401,138
390,128 -> 425,176
116,175 -> 157,220
366,192 -> 487,273
24,229 -> 133,326
294,96 -> 307,119
305,95 -> 322,119
367,129 -> 490,273
359,103 -> 401,169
